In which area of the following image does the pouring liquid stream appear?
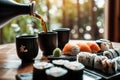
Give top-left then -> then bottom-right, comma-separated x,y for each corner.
33,13 -> 48,33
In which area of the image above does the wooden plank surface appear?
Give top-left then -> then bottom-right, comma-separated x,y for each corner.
0,43 -> 42,80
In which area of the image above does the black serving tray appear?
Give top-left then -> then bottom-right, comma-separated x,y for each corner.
47,51 -> 104,62
47,55 -> 76,61
85,68 -> 120,80
16,71 -> 101,80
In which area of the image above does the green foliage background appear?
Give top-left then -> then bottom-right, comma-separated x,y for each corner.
2,0 -> 45,43
2,0 -> 104,43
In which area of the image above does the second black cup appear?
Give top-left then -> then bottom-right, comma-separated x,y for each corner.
38,32 -> 58,56
53,28 -> 70,50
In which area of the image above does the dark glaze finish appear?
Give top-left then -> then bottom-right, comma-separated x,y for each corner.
38,32 -> 58,56
16,35 -> 38,63
53,28 -> 70,50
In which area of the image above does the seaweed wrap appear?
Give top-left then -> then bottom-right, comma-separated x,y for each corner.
33,62 -> 54,80
103,51 -> 114,59
64,61 -> 84,80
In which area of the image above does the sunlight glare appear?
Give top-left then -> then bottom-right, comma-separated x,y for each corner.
84,33 -> 91,39
95,0 -> 105,8
96,21 -> 102,27
93,7 -> 97,11
49,0 -> 54,3
72,0 -> 85,4
72,0 -> 77,4
99,28 -> 104,33
79,28 -> 84,33
41,5 -> 47,12
56,0 -> 62,7
49,5 -> 57,15
86,26 -> 91,31
79,0 -> 84,4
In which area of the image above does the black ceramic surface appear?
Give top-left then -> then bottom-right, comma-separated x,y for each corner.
47,55 -> 76,61
16,35 -> 38,63
16,71 -> 101,80
38,32 -> 58,56
53,28 -> 70,50
85,68 -> 120,80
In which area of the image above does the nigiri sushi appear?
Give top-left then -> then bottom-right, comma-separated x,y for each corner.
62,43 -> 80,55
77,42 -> 91,52
87,41 -> 101,53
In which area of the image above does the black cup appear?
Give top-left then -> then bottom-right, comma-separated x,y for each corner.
38,32 -> 58,56
53,28 -> 70,50
16,35 -> 38,63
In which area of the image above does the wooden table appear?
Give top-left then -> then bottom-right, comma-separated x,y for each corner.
0,40 -> 120,80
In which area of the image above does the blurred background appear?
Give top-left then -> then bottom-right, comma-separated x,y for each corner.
0,0 -> 119,44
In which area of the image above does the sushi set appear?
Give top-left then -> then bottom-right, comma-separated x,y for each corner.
16,60 -> 102,80
16,39 -> 120,80
32,61 -> 85,80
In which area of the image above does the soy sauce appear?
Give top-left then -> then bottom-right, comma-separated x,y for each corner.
33,13 -> 48,33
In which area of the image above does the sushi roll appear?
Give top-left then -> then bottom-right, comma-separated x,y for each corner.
94,56 -> 108,71
114,48 -> 120,56
64,61 -> 84,80
84,53 -> 91,66
85,53 -> 97,68
103,51 -> 113,59
98,39 -> 113,49
109,49 -> 119,58
103,49 -> 119,59
52,59 -> 69,68
102,59 -> 117,74
112,57 -> 120,71
106,59 -> 117,74
77,42 -> 91,52
77,52 -> 97,68
102,59 -> 108,73
97,41 -> 109,51
45,67 -> 68,80
33,62 -> 54,80
87,41 -> 101,53
62,43 -> 80,56
96,39 -> 113,51
77,52 -> 88,65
